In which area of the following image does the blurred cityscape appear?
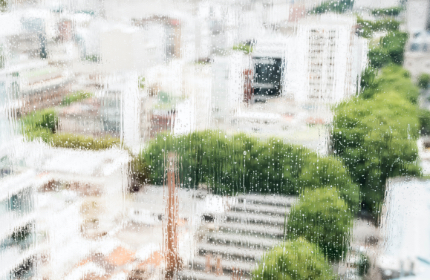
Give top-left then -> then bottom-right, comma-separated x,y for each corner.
1,0 -> 430,280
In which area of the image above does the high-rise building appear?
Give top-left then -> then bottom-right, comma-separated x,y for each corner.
285,14 -> 367,103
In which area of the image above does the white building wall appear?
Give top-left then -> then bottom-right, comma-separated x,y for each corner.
121,73 -> 140,149
100,25 -> 159,72
286,15 -> 364,103
286,26 -> 309,102
99,73 -> 140,149
211,52 -> 246,118
406,0 -> 430,34
353,0 -> 400,9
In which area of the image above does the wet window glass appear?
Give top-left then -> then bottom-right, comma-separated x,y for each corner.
1,0 -> 429,280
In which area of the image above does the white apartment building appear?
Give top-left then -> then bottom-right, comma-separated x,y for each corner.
285,14 -> 368,103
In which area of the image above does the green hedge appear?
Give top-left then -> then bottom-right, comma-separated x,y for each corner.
61,91 -> 93,106
287,188 -> 353,261
252,238 -> 336,280
142,131 -> 359,211
232,43 -> 253,54
47,133 -> 120,150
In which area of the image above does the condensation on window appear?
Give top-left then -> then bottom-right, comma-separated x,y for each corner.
0,0 -> 429,280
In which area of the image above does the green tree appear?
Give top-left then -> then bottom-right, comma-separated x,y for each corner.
287,188 -> 353,261
357,253 -> 370,276
129,155 -> 150,192
367,32 -> 407,69
418,73 -> 430,89
252,238 -> 336,280
360,67 -> 377,90
368,47 -> 391,69
333,91 -> 421,214
418,109 -> 430,135
361,65 -> 419,104
381,31 -> 408,65
142,131 -> 359,211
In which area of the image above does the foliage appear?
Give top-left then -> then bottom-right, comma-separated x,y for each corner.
252,238 -> 336,280
368,47 -> 391,69
22,108 -> 120,150
368,32 -> 407,68
233,43 -> 253,54
357,253 -> 370,276
338,18 -> 419,216
85,55 -> 100,63
381,31 -> 408,65
47,133 -> 120,150
21,108 -> 58,141
138,76 -> 146,90
333,90 -> 421,214
287,188 -> 353,261
61,91 -> 93,106
418,109 -> 430,135
142,131 -> 359,211
129,156 -> 150,192
0,0 -> 6,12
360,67 -> 377,90
361,65 -> 419,104
371,7 -> 403,17
357,17 -> 400,38
418,73 -> 430,89
311,0 -> 354,14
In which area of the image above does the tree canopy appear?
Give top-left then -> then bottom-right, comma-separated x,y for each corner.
287,188 -> 353,261
252,238 -> 336,280
143,131 -> 359,211
333,71 -> 421,213
418,73 -> 430,89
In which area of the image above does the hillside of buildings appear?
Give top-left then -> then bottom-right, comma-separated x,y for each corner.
1,0 -> 430,280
